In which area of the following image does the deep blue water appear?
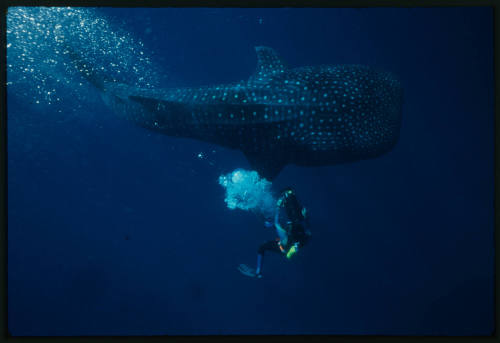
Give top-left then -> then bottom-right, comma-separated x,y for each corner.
7,7 -> 494,335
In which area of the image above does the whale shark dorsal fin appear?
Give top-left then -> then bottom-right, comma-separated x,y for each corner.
248,46 -> 287,85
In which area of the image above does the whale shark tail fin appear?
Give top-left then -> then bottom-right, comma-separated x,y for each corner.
244,150 -> 286,181
248,46 -> 287,86
63,44 -> 105,90
63,44 -> 122,92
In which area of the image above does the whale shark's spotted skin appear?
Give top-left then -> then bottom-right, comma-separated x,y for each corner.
80,46 -> 403,179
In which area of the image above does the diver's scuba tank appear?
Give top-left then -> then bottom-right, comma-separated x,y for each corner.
277,188 -> 305,223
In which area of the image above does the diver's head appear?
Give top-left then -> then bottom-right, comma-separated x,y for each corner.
277,187 -> 290,207
280,187 -> 294,195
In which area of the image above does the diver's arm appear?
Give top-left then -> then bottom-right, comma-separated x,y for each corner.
301,206 -> 310,226
274,210 -> 282,231
274,210 -> 288,245
276,226 -> 288,245
303,207 -> 312,237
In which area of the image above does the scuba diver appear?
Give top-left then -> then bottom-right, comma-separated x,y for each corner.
238,187 -> 311,278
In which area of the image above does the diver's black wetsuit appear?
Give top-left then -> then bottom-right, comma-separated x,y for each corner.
238,187 -> 311,278
258,188 -> 311,257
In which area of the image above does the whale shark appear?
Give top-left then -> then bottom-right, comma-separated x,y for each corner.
69,46 -> 403,179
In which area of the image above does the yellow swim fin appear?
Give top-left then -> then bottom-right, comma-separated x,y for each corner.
286,243 -> 299,259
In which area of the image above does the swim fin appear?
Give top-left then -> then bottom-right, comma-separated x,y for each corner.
237,264 -> 262,278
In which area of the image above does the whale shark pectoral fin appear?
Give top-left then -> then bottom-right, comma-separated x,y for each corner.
248,46 -> 287,85
244,150 -> 286,181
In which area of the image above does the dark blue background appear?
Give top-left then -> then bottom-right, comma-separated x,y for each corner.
7,7 -> 494,335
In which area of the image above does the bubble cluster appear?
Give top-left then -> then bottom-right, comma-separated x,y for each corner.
7,7 -> 162,110
218,169 -> 276,219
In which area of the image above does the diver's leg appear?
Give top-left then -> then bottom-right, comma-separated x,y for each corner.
255,253 -> 263,275
238,240 -> 281,278
258,240 -> 282,255
255,240 -> 282,275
